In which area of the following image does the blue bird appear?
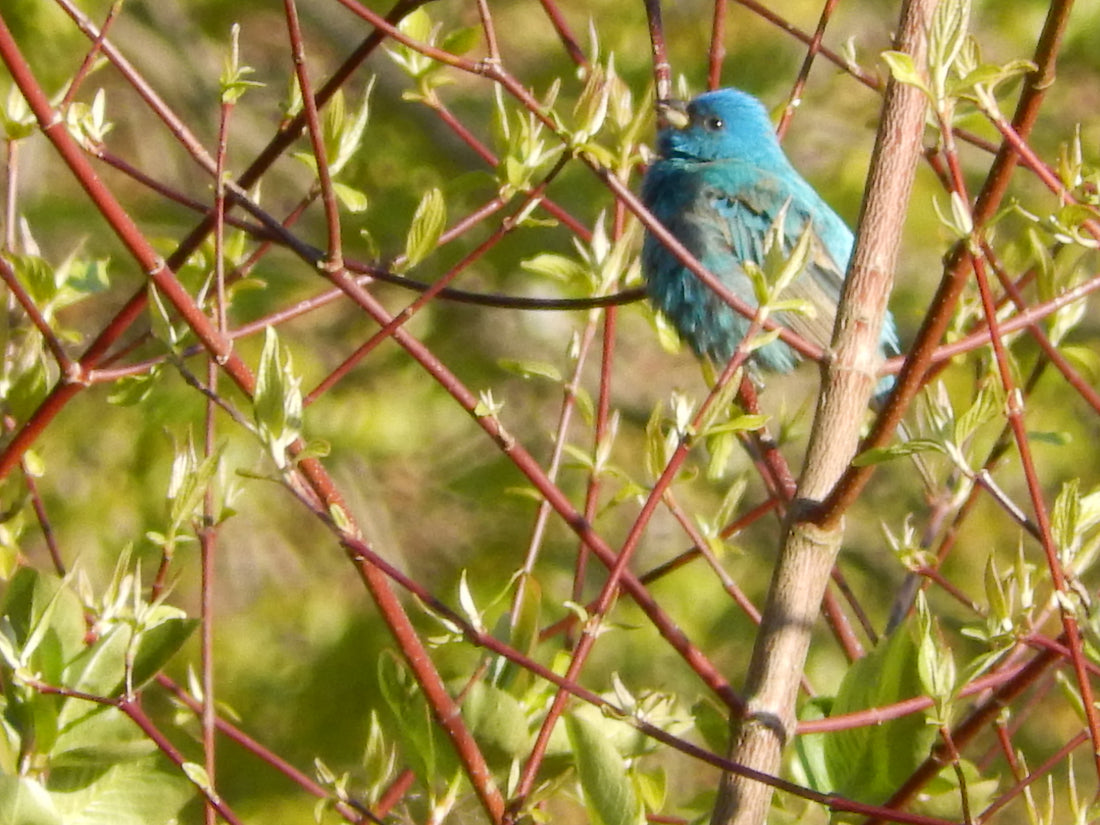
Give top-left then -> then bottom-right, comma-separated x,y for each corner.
641,87 -> 897,388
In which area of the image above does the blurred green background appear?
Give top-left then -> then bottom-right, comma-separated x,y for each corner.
3,0 -> 1100,821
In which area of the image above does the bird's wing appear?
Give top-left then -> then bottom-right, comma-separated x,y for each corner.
701,167 -> 849,351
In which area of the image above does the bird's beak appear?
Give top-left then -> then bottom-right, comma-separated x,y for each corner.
656,99 -> 690,130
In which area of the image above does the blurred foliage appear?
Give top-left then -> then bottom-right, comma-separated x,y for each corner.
0,0 -> 1099,823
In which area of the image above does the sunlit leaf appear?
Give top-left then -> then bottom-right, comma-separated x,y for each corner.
881,51 -> 927,92
253,326 -> 303,465
461,681 -> 531,764
824,617 -> 936,804
403,188 -> 447,269
565,712 -> 646,825
0,776 -> 61,825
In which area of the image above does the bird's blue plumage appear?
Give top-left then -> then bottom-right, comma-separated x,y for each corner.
641,88 -> 898,384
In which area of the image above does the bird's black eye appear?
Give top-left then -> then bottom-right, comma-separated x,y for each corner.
703,115 -> 723,132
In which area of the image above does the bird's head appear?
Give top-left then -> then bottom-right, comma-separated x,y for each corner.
656,88 -> 783,166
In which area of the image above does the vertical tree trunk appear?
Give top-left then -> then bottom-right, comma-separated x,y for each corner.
710,2 -> 936,823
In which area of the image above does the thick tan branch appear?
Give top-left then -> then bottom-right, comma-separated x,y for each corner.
710,1 -> 936,823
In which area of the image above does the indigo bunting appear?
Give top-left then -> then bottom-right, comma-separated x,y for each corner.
641,87 -> 897,386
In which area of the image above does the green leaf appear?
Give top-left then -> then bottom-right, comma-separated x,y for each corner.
376,653 -> 456,789
129,617 -> 198,691
743,328 -> 782,354
167,438 -> 224,539
461,681 -> 531,764
1055,669 -> 1087,725
520,253 -> 588,283
455,570 -> 483,633
385,8 -> 440,79
107,370 -> 160,407
705,431 -> 735,481
441,26 -> 480,56
771,225 -> 814,297
60,624 -> 131,699
329,79 -> 374,175
853,439 -> 946,466
8,361 -> 49,423
1052,478 -> 1082,567
984,556 -> 1011,636
403,188 -> 447,269
929,0 -> 970,80
915,596 -> 956,709
932,191 -> 974,240
50,705 -> 154,767
643,404 -> 671,482
823,618 -> 936,804
398,6 -> 432,42
690,698 -> 729,754
181,762 -> 212,794
65,90 -> 113,146
573,62 -> 612,140
0,776 -> 61,825
1027,429 -> 1070,447
64,257 -> 110,296
911,758 -> 1000,820
0,693 -> 20,774
146,285 -> 188,350
49,758 -> 193,825
2,567 -> 87,680
497,358 -> 562,382
701,414 -> 769,437
881,51 -> 928,93
953,58 -> 1034,100
1,85 -> 36,140
564,711 -> 646,825
219,24 -> 263,104
953,62 -> 1008,92
332,182 -> 368,213
954,382 -> 1001,446
11,254 -> 58,308
791,697 -> 834,794
634,765 -> 666,813
361,711 -> 397,804
20,689 -> 62,763
295,438 -> 330,462
253,326 -> 303,465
